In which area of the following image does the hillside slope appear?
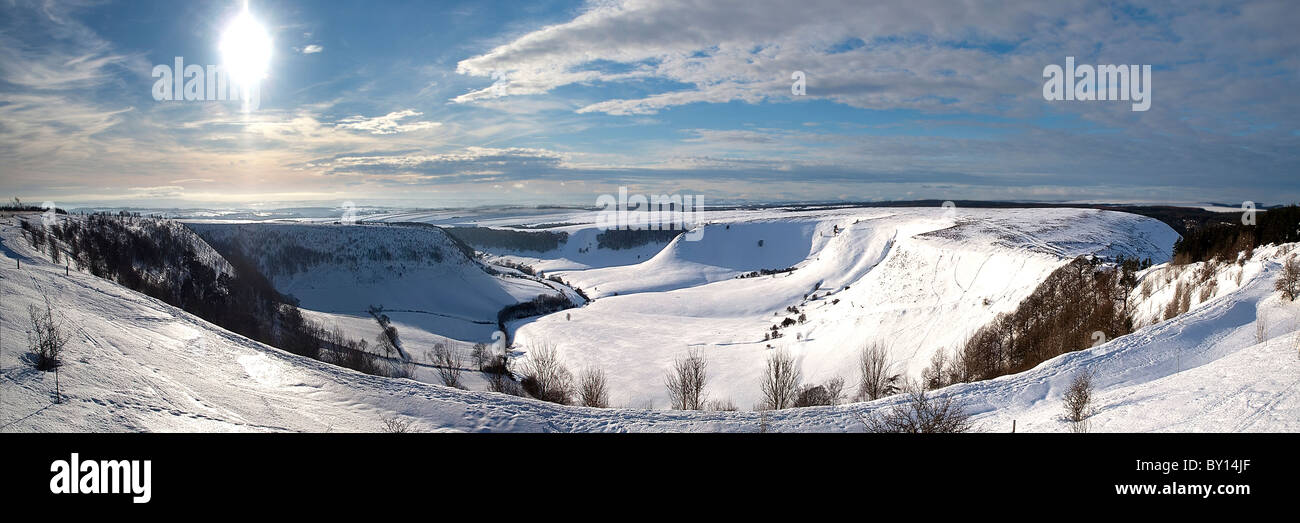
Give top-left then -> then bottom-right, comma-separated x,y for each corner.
186,222 -> 567,345
512,207 -> 1179,408
1,216 -> 1296,432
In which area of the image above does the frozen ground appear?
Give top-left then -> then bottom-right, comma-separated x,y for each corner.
184,221 -> 577,367
472,207 -> 1180,408
1,209 -> 1296,432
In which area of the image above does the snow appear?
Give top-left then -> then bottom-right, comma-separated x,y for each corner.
2,209 -> 1297,433
183,221 -> 568,362
502,207 -> 1180,409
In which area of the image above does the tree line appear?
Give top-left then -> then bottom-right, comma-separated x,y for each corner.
20,214 -> 398,377
1172,205 -> 1300,265
444,226 -> 567,252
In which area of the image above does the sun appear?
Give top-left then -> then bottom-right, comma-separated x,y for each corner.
219,3 -> 272,89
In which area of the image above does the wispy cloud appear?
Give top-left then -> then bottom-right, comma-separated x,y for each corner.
455,0 -> 1300,130
334,110 -> 441,135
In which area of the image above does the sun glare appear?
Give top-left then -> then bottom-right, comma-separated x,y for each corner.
219,4 -> 272,89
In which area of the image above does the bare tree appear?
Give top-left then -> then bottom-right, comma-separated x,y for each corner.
859,381 -> 973,433
760,350 -> 801,410
519,342 -> 574,404
1063,370 -> 1095,433
431,343 -> 463,388
856,344 -> 899,401
578,367 -> 610,408
1276,255 -> 1300,301
921,349 -> 950,391
824,376 -> 845,406
27,299 -> 67,372
470,342 -> 490,371
368,305 -> 402,358
665,348 -> 708,410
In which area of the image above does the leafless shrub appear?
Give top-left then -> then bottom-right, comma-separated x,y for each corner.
27,299 -> 67,371
1276,255 -> 1300,301
389,357 -> 416,379
487,370 -> 524,396
760,350 -> 801,410
1199,279 -> 1218,302
629,399 -> 656,410
665,348 -> 708,410
707,398 -> 738,411
856,344 -> 899,401
381,416 -> 414,433
1063,371 -> 1095,433
1256,311 -> 1268,344
1194,260 -> 1218,284
431,343 -> 463,388
578,367 -> 610,408
793,376 -> 846,407
519,342 -> 574,404
859,381 -> 973,433
326,338 -> 383,376
1164,279 -> 1189,321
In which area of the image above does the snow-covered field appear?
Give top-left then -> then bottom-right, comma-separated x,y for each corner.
1,208 -> 1297,432
445,207 -> 1180,409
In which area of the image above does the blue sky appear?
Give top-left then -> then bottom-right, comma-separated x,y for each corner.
1,0 -> 1298,208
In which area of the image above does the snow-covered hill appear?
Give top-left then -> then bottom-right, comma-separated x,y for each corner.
185,221 -> 567,348
1127,244 -> 1296,330
506,207 -> 1179,409
3,211 -> 1296,432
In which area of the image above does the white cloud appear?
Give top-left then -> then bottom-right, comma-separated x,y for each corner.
454,0 -> 1300,129
300,44 -> 324,54
334,110 -> 441,135
453,0 -> 1079,112
316,146 -> 565,181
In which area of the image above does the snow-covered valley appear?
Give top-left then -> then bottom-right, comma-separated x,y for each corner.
1,207 -> 1297,432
